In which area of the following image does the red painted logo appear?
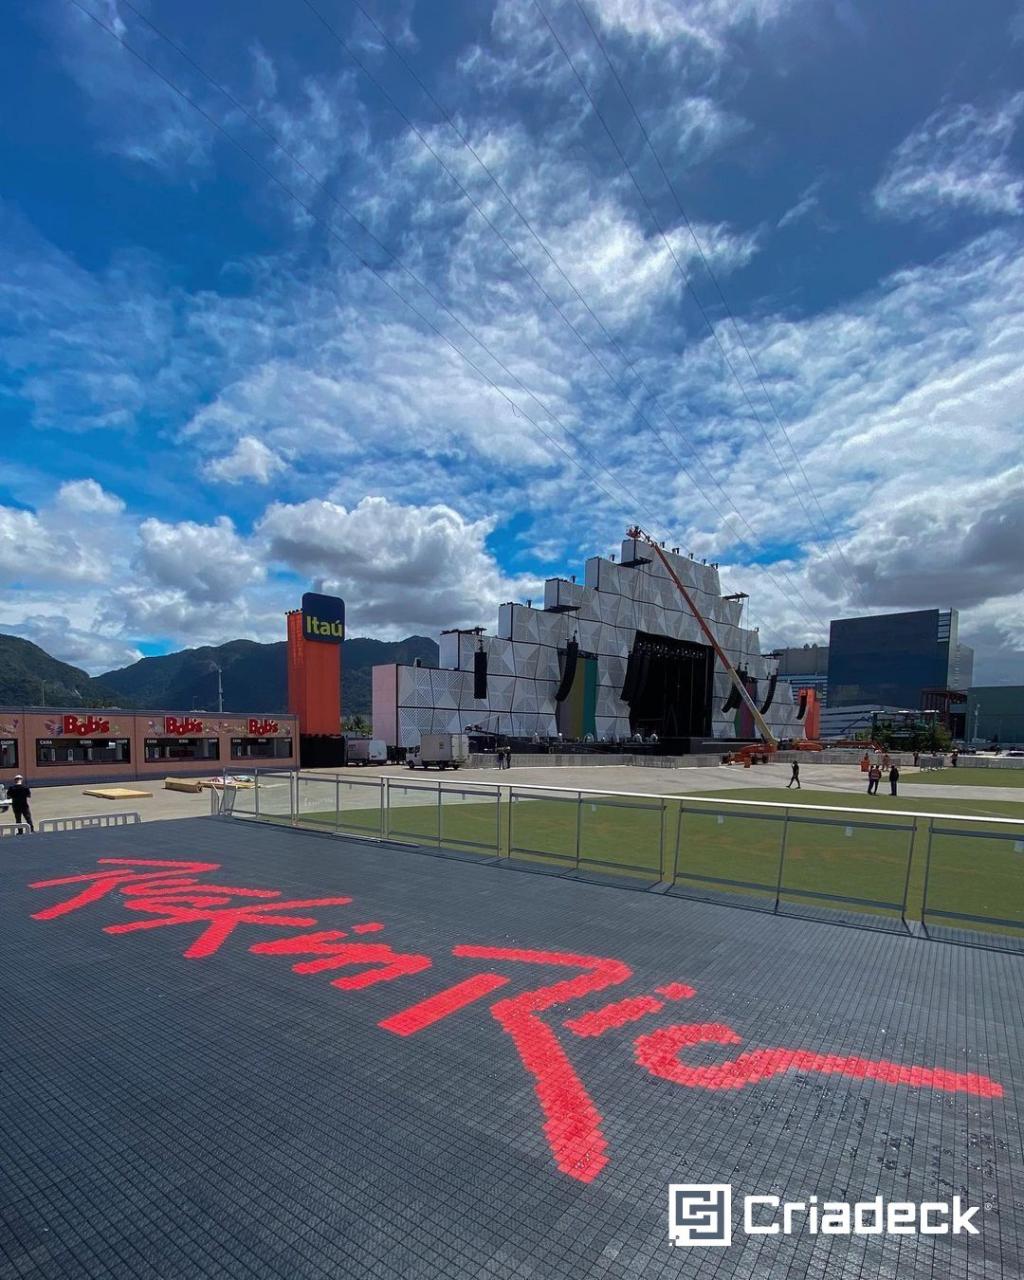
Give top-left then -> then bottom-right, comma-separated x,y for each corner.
247,718 -> 279,736
164,716 -> 205,736
27,858 -> 1005,1186
62,714 -> 110,736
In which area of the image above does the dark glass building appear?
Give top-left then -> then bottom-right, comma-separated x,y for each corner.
827,609 -> 960,708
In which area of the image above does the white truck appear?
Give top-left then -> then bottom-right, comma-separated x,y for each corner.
406,733 -> 470,770
345,737 -> 389,766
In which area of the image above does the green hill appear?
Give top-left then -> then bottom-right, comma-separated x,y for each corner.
0,632 -> 439,717
99,635 -> 438,717
0,634 -> 123,707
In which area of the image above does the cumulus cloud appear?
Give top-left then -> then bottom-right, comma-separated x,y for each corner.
135,516 -> 265,603
836,469 -> 1024,610
874,95 -> 1024,223
208,435 -> 287,485
257,495 -> 539,635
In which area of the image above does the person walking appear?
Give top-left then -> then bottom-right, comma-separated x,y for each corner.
7,774 -> 33,831
504,745 -> 513,770
867,763 -> 881,796
889,764 -> 900,797
787,761 -> 801,789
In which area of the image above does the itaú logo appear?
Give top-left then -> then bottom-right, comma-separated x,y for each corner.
305,615 -> 344,639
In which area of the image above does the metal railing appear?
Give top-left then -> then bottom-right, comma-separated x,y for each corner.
219,771 -> 1024,948
36,812 -> 142,833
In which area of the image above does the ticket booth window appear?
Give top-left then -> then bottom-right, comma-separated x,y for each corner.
36,738 -> 131,766
144,737 -> 220,763
230,737 -> 293,760
1,739 -> 17,769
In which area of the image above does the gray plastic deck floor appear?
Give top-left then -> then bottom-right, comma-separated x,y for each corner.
1,817 -> 1021,1279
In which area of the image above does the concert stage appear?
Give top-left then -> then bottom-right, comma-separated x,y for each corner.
2,819 -> 1021,1278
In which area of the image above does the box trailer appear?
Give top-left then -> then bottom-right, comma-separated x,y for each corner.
406,733 -> 470,770
345,737 -> 388,766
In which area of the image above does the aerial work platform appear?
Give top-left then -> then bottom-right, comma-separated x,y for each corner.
1,819 -> 1020,1278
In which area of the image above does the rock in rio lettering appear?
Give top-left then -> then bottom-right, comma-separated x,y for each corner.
27,858 -> 1004,1185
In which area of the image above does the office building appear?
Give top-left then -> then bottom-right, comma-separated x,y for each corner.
827,609 -> 966,709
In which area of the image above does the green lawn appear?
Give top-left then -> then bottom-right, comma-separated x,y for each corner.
905,766 -> 1024,789
260,782 -> 1024,941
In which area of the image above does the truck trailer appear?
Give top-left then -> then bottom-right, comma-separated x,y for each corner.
406,733 -> 470,770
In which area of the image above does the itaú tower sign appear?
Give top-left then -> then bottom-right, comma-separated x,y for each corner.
302,591 -> 345,642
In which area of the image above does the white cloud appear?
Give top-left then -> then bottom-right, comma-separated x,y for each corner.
586,0 -> 801,51
134,515 -> 265,603
55,479 -> 127,515
49,0 -> 213,173
8,614 -> 143,674
208,435 -> 287,485
874,95 -> 1024,223
257,495 -> 539,635
777,178 -> 824,230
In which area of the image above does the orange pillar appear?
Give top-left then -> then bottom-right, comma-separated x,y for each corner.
287,609 -> 342,736
802,689 -> 821,741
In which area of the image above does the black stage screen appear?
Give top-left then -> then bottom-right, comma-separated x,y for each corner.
621,631 -> 714,738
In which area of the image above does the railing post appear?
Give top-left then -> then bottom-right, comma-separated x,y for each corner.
507,784 -> 514,859
494,786 -> 501,858
774,810 -> 789,913
575,792 -> 583,871
437,784 -> 443,846
671,802 -> 684,884
920,818 -> 935,938
383,776 -> 390,841
900,818 -> 916,932
657,800 -> 667,881
254,772 -> 261,821
335,777 -> 341,834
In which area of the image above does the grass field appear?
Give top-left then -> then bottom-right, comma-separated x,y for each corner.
235,775 -> 1024,940
906,767 -> 1024,789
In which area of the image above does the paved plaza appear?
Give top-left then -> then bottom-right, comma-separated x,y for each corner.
1,817 -> 1021,1278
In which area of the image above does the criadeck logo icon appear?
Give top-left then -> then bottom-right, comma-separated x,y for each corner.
669,1184 -> 981,1247
669,1185 -> 732,1247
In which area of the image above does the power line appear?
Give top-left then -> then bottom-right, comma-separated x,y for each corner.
296,0 -> 832,628
534,0 -> 858,601
66,0 -> 670,541
571,0 -> 859,593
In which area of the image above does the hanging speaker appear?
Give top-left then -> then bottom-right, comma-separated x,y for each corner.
473,649 -> 488,699
621,644 -> 641,704
554,639 -> 579,703
759,672 -> 778,715
722,684 -> 741,713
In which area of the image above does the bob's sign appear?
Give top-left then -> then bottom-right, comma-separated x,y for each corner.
301,592 -> 345,643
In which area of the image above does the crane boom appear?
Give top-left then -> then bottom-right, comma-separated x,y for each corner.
627,527 -> 779,748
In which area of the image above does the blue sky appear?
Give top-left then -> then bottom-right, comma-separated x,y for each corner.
2,0 -> 1023,680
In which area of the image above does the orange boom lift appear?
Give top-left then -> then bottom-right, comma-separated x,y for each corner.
628,527 -> 779,763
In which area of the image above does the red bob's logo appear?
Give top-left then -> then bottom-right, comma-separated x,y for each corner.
164,716 -> 205,736
62,714 -> 110,737
248,718 -> 279,736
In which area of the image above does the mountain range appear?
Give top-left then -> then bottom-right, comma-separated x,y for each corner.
0,633 -> 438,718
